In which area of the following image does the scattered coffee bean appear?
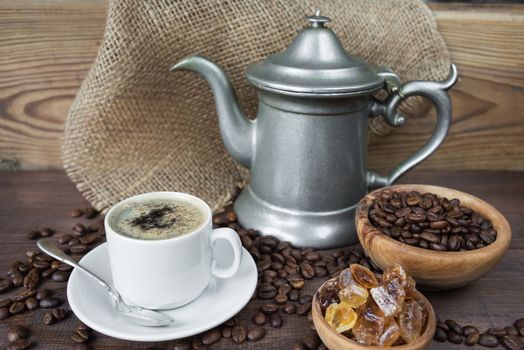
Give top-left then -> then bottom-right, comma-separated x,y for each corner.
247,327 -> 265,341
13,289 -> 36,302
52,307 -> 70,321
501,335 -> 524,350
270,313 -> 283,328
434,327 -> 447,342
479,333 -> 500,347
465,332 -> 480,345
80,233 -> 98,245
40,228 -> 54,237
252,312 -> 267,325
0,306 -> 10,319
7,325 -> 29,342
51,271 -> 69,282
25,297 -> 38,311
32,260 -> 50,269
463,325 -> 480,336
299,294 -> 313,304
487,327 -> 507,337
6,339 -> 31,350
303,334 -> 320,349
43,312 -> 56,325
72,328 -> 89,343
505,326 -> 519,337
70,209 -> 83,217
231,324 -> 247,343
0,279 -> 13,293
297,302 -> 311,316
23,268 -> 39,289
221,326 -> 232,338
58,234 -> 73,244
446,319 -> 464,335
39,296 -> 61,308
69,244 -> 87,254
293,341 -> 307,350
9,301 -> 26,314
41,268 -> 54,279
274,293 -> 288,304
283,303 -> 297,315
201,329 -> 221,345
260,303 -> 279,314
258,283 -> 277,299
447,330 -> 463,344
84,207 -> 98,219
27,230 -> 41,240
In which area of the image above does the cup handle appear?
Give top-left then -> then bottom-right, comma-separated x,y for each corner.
367,64 -> 459,189
209,227 -> 243,279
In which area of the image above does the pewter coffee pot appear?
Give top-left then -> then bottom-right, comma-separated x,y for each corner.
171,12 -> 458,248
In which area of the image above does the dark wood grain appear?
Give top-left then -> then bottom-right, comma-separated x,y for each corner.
0,170 -> 522,349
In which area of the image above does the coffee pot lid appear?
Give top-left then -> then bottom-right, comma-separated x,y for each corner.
246,11 -> 384,96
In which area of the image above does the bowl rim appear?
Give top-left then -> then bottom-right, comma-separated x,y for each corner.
356,184 -> 512,259
312,277 -> 437,349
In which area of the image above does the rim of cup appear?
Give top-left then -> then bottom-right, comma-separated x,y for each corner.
104,191 -> 212,244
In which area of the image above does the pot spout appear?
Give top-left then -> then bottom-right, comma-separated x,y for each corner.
171,55 -> 254,169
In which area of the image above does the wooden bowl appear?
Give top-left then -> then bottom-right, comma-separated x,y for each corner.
356,184 -> 511,290
312,278 -> 436,350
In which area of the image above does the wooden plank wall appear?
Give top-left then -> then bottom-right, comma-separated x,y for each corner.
0,1 -> 523,171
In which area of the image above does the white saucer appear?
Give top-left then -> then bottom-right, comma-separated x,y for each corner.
67,243 -> 257,342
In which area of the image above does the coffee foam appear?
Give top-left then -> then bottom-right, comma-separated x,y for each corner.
111,197 -> 206,240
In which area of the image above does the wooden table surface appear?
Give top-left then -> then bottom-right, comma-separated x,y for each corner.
0,170 -> 522,349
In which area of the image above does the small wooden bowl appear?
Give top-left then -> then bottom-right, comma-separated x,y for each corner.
312,278 -> 436,350
356,184 -> 511,290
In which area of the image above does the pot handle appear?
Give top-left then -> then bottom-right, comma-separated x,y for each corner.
366,64 -> 458,189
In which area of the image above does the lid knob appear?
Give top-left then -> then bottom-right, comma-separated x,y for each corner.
305,10 -> 331,28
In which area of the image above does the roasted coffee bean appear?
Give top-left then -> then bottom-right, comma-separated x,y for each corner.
68,238 -> 80,246
313,266 -> 328,277
301,263 -> 315,279
488,327 -> 508,337
247,327 -> 265,342
501,335 -> 524,350
32,260 -> 50,269
260,236 -> 278,248
274,293 -> 288,304
39,296 -> 62,308
463,325 -> 480,336
0,298 -> 11,308
57,263 -> 73,272
84,207 -> 98,219
224,317 -> 236,327
278,283 -> 292,295
288,289 -> 299,301
299,294 -> 313,304
40,227 -> 54,237
6,339 -> 31,350
23,268 -> 39,289
9,301 -> 25,314
447,331 -> 463,344
50,260 -> 60,269
297,302 -> 311,316
71,209 -> 83,217
283,303 -> 297,315
258,283 -> 277,299
305,252 -> 321,262
72,330 -> 89,343
80,233 -> 98,245
7,325 -> 29,342
303,334 -> 320,349
231,324 -> 247,343
260,303 -> 279,314
13,289 -> 36,302
41,268 -> 55,279
505,326 -> 520,337
27,230 -> 41,240
252,312 -> 267,325
429,243 -> 447,251
52,307 -> 70,321
11,274 -> 24,285
465,332 -> 480,345
292,341 -> 307,350
479,333 -> 500,347
0,279 -> 13,293
51,271 -> 69,282
515,318 -> 524,328
70,244 -> 87,254
25,297 -> 38,311
0,306 -> 10,319
434,327 -> 447,341
43,312 -> 56,325
201,329 -> 221,345
420,232 -> 440,244
290,277 -> 305,290
221,326 -> 232,338
446,320 -> 464,335
269,312 -> 283,328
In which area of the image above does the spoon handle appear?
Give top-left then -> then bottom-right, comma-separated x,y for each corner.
37,238 -> 117,297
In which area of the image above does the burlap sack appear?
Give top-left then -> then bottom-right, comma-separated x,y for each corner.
63,0 -> 450,212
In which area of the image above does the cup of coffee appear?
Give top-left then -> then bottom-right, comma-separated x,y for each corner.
105,192 -> 242,310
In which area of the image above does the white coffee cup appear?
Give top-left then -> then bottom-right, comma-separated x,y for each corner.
104,192 -> 242,310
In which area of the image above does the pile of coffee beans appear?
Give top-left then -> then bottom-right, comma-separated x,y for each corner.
368,189 -> 497,251
434,318 -> 524,349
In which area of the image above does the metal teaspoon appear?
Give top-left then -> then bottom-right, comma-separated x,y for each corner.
37,238 -> 174,327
